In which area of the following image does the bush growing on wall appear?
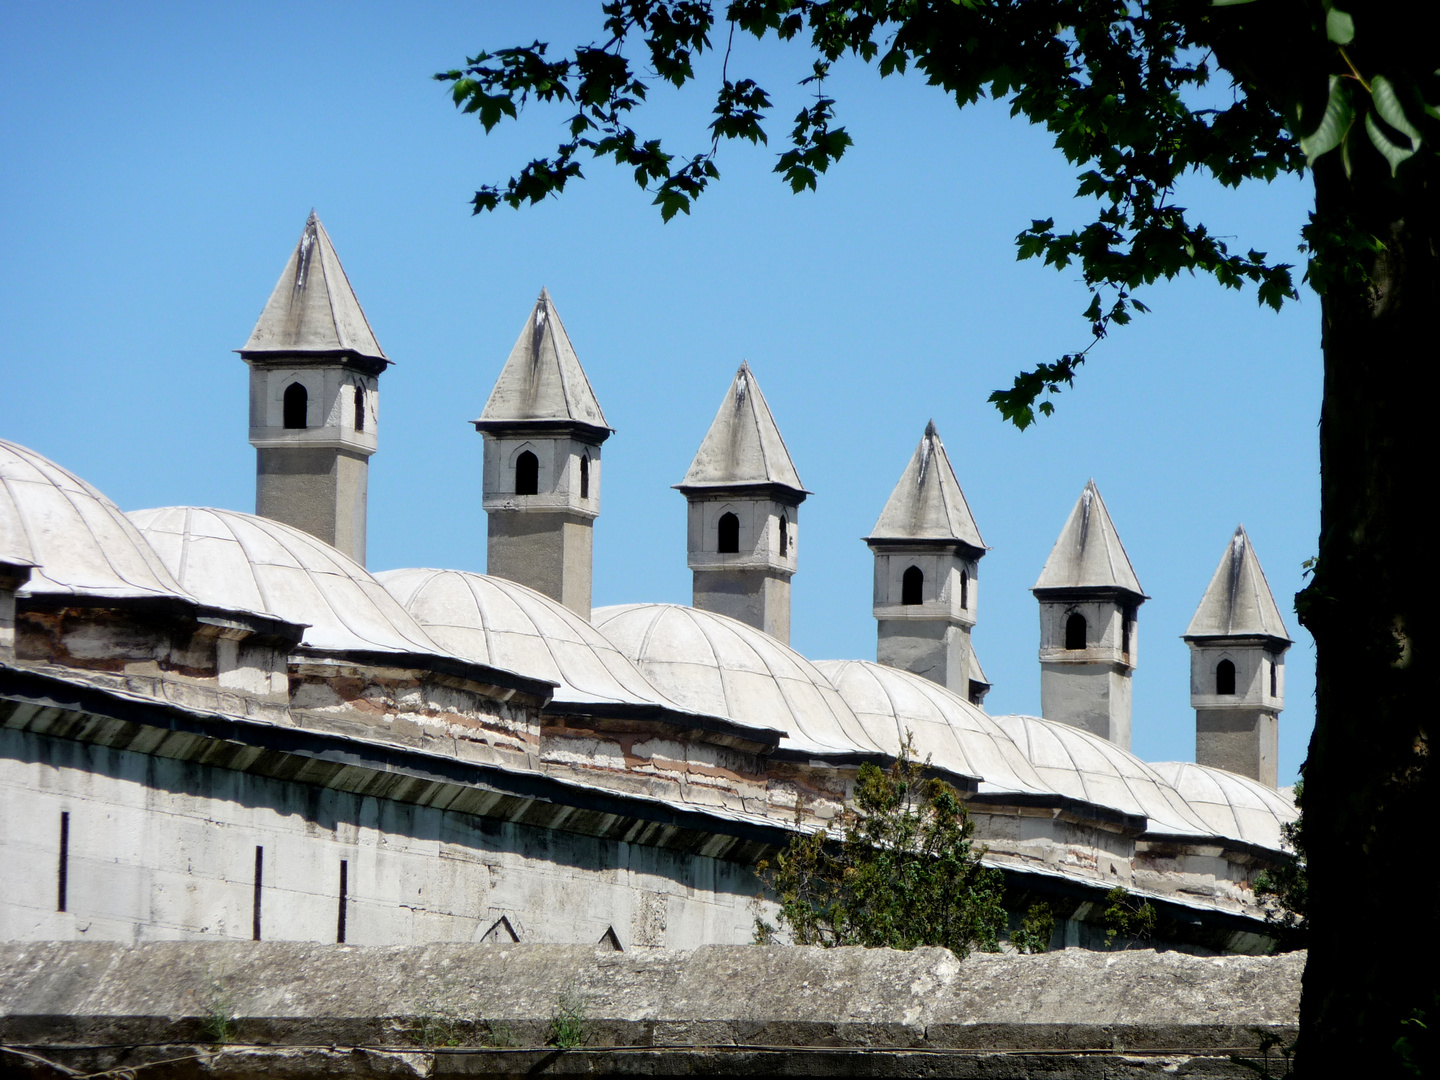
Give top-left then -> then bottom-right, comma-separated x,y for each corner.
755,741 -> 1006,955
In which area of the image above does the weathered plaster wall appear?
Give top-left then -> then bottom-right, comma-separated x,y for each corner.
255,446 -> 370,565
486,511 -> 594,619
691,569 -> 791,644
0,727 -> 762,950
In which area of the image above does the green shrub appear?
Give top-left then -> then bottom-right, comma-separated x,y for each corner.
1102,887 -> 1157,948
1011,902 -> 1056,953
755,739 -> 1006,956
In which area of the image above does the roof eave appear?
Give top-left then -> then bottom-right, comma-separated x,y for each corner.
1182,632 -> 1293,650
672,481 -> 810,503
863,536 -> 988,559
1032,584 -> 1150,604
471,417 -> 613,444
238,348 -> 391,376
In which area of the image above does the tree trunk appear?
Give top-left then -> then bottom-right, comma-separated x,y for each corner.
1297,156 -> 1436,1073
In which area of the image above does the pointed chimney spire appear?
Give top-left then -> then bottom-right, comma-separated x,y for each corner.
866,422 -> 988,702
678,363 -> 806,494
1183,527 -> 1291,787
475,290 -> 611,620
868,420 -> 984,548
1034,480 -> 1144,597
1185,526 -> 1291,644
241,213 -> 387,566
476,289 -> 610,440
1032,480 -> 1145,748
677,364 -> 806,643
242,212 -> 389,367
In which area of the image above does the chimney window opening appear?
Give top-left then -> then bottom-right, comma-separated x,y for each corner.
1065,612 -> 1087,651
1121,606 -> 1132,656
901,566 -> 923,605
353,385 -> 366,432
960,570 -> 969,610
515,451 -> 539,496
579,454 -> 590,499
779,513 -> 789,557
717,512 -> 740,554
1269,658 -> 1278,697
282,383 -> 308,429
1216,659 -> 1237,695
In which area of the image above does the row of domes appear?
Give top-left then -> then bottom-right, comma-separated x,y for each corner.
1,438 -> 1295,853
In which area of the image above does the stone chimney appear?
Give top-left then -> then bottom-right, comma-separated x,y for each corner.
475,289 -> 611,620
866,421 -> 990,704
1183,526 -> 1291,787
675,363 -> 807,643
240,212 -> 390,566
1032,480 -> 1147,749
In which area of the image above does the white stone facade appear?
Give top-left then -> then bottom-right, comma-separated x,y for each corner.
1,728 -> 756,949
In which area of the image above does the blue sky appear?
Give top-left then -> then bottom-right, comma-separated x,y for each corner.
0,3 -> 1320,781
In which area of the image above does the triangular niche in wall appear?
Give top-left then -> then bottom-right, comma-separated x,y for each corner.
481,915 -> 519,943
597,926 -> 623,952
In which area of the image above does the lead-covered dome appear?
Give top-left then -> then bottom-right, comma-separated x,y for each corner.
129,507 -> 441,655
992,714 -> 1210,836
1,439 -> 189,602
815,660 -> 1047,794
378,568 -> 676,709
592,603 -> 881,757
1149,761 -> 1297,852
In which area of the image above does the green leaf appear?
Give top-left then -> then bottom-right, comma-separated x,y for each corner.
1300,77 -> 1354,165
1365,112 -> 1416,175
1325,8 -> 1355,46
1371,75 -> 1423,146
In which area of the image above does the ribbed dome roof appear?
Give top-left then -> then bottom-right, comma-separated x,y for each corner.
378,568 -> 673,709
129,507 -> 441,655
1149,761 -> 1297,852
992,715 -> 1210,835
814,660 -> 1046,795
592,604 -> 880,757
1,440 -> 189,603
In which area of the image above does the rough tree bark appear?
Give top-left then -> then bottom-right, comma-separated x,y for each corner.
1297,154 -> 1434,1072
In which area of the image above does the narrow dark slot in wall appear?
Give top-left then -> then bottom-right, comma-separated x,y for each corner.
337,860 -> 348,944
252,846 -> 264,941
57,811 -> 69,912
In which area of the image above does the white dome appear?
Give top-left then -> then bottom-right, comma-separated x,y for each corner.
992,714 -> 1210,836
1149,761 -> 1297,852
1,439 -> 188,602
128,507 -> 442,655
815,660 -> 1048,795
378,568 -> 676,709
592,604 -> 882,757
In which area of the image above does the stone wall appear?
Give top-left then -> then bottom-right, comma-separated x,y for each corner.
0,941 -> 1304,1078
0,727 -> 761,949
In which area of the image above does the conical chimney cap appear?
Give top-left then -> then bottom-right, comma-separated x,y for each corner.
1033,480 -> 1145,598
867,421 -> 985,551
240,212 -> 388,367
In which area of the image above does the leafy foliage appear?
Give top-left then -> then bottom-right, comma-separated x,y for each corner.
754,742 -> 1006,955
1010,901 -> 1056,954
1253,781 -> 1308,951
439,2 -> 1440,426
1394,1003 -> 1436,1078
1101,886 -> 1157,948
